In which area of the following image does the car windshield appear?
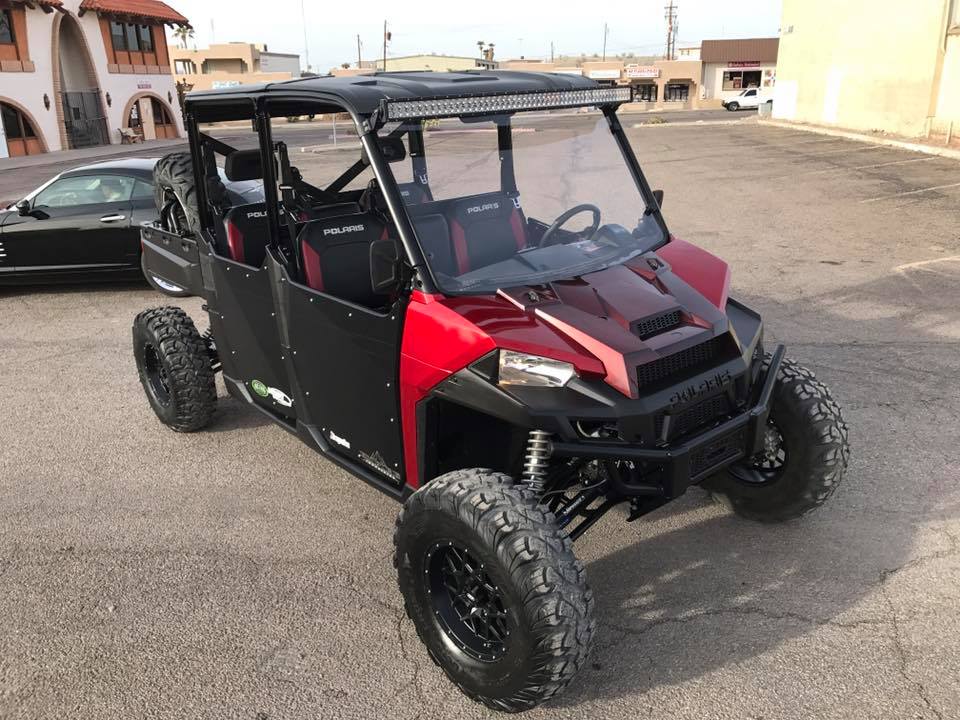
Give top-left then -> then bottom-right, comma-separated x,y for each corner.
381,111 -> 665,295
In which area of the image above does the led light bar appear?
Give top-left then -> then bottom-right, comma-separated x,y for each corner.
383,87 -> 633,121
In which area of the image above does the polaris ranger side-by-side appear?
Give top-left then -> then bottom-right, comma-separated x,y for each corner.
134,71 -> 849,712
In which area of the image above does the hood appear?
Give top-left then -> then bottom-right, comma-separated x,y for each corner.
442,250 -> 731,399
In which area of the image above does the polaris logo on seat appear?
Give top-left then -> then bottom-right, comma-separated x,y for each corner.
247,210 -> 268,219
467,202 -> 499,214
323,224 -> 365,236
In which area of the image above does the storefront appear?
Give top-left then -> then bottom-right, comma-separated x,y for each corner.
623,64 -> 659,103
700,37 -> 779,108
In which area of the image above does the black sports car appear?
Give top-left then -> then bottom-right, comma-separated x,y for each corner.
0,158 -> 262,295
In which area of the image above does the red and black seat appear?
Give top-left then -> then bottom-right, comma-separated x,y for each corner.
446,192 -> 526,274
299,212 -> 389,308
222,202 -> 271,267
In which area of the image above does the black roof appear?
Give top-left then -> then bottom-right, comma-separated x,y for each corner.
185,70 -> 601,120
62,157 -> 158,179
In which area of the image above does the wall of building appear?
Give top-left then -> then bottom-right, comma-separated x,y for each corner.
702,62 -> 776,102
260,52 -> 299,75
773,0 -> 955,138
0,1 -> 182,155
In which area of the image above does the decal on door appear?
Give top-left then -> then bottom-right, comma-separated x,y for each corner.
250,379 -> 294,407
328,431 -> 351,449
359,449 -> 401,481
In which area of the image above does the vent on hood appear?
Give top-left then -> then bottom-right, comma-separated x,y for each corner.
636,336 -> 723,388
631,310 -> 682,340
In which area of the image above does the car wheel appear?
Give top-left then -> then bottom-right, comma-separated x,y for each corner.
727,102 -> 739,111
703,354 -> 849,522
132,306 -> 216,432
141,253 -> 192,298
394,469 -> 595,712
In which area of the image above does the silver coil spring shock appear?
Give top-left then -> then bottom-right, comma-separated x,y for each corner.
522,429 -> 552,493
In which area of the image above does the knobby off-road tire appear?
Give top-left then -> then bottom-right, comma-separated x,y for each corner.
153,152 -> 202,237
132,307 -> 216,432
394,469 -> 595,712
703,354 -> 849,522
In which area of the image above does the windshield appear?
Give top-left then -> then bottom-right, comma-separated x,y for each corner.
380,111 -> 665,295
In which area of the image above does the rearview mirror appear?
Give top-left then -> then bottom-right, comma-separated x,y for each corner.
16,199 -> 31,216
370,238 -> 400,293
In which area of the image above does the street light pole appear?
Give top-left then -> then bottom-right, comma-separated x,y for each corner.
602,22 -> 609,61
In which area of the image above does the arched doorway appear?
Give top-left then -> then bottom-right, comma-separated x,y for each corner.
53,13 -> 108,148
0,100 -> 46,156
123,93 -> 179,141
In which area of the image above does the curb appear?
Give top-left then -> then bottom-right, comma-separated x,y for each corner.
632,118 -> 753,128
760,119 -> 960,161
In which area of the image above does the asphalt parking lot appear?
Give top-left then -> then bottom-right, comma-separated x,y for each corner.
1,118 -> 959,719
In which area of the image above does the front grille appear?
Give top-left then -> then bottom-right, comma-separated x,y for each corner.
637,336 -> 722,388
655,393 -> 730,441
632,310 -> 682,340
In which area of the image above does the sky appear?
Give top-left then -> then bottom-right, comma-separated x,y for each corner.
166,0 -> 782,73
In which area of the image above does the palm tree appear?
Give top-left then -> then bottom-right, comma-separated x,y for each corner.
173,25 -> 194,50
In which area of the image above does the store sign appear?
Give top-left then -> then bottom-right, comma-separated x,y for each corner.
624,64 -> 660,79
727,61 -> 761,68
212,80 -> 242,89
588,69 -> 621,79
137,80 -> 152,89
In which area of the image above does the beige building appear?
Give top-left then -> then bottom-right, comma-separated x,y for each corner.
773,1 -> 960,142
700,38 -> 778,107
171,42 -> 300,92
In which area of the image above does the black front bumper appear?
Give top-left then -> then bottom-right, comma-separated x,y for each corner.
549,344 -> 785,496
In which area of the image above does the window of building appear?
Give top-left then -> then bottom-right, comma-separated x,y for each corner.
1,103 -> 36,140
173,59 -> 195,74
951,0 -> 960,29
635,84 -> 657,102
110,20 -> 155,53
138,25 -> 154,52
665,83 -> 690,102
0,9 -> 15,44
722,70 -> 762,91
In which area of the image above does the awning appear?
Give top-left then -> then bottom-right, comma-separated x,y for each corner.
78,0 -> 189,26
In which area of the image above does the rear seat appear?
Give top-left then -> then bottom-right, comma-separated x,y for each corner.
299,212 -> 389,308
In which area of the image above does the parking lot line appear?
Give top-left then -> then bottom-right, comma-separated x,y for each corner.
860,180 -> 960,203
764,156 -> 937,180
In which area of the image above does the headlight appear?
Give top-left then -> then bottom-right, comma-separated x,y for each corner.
498,350 -> 576,388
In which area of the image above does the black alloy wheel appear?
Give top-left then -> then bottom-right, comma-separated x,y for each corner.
425,540 -> 509,662
141,341 -> 172,406
729,418 -> 787,485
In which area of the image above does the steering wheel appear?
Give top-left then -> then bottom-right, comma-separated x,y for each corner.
538,204 -> 601,247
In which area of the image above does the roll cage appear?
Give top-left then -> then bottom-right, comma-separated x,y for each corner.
180,72 -> 670,296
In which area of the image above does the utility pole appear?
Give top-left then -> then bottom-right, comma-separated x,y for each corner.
550,41 -> 555,63
664,1 -> 678,61
357,34 -> 362,68
602,23 -> 609,61
382,21 -> 390,71
300,0 -> 310,72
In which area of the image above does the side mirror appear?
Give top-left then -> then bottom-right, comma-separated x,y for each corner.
16,199 -> 31,216
652,189 -> 664,208
370,238 -> 401,293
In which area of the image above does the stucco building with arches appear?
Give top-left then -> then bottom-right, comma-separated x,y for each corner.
0,0 -> 188,158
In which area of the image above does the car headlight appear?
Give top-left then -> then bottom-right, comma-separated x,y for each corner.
498,350 -> 576,388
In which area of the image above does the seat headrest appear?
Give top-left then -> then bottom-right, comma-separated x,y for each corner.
451,193 -> 515,225
225,149 -> 270,181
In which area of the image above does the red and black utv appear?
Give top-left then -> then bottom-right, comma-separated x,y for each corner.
134,71 -> 849,712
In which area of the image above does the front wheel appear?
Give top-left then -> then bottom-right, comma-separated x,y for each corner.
703,355 -> 849,522
726,102 -> 740,111
394,469 -> 595,712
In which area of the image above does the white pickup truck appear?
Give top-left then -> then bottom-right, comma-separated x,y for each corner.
722,88 -> 772,111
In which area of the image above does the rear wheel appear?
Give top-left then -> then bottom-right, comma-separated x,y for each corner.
133,306 -> 216,432
703,355 -> 849,522
394,469 -> 594,712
